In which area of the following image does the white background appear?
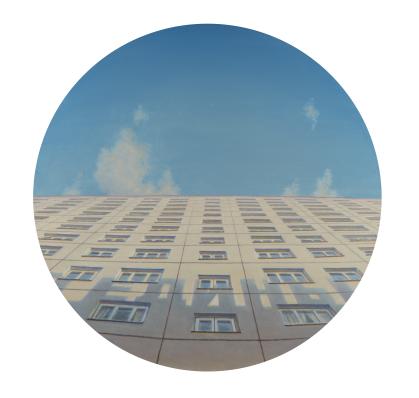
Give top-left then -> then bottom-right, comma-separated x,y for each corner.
1,1 -> 418,397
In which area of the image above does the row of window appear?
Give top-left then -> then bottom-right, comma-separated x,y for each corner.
60,266 -> 362,284
41,232 -> 377,244
89,301 -> 335,329
42,245 -> 373,258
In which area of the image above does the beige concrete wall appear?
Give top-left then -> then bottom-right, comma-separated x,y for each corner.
34,195 -> 380,371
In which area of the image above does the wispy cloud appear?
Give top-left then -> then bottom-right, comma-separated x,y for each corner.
94,128 -> 179,195
282,179 -> 300,196
313,168 -> 337,197
133,104 -> 149,126
303,99 -> 320,130
63,172 -> 83,195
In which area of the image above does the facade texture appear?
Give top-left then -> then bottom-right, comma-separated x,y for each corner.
34,195 -> 380,370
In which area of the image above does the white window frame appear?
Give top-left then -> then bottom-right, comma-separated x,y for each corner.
199,236 -> 225,244
264,269 -> 310,284
198,275 -> 231,289
194,314 -> 238,332
278,306 -> 334,325
326,268 -> 362,282
199,251 -> 227,260
308,247 -> 343,258
99,234 -> 130,243
297,235 -> 326,243
91,302 -> 149,323
61,266 -> 102,281
251,235 -> 284,243
255,249 -> 295,259
83,247 -> 118,258
131,248 -> 171,259
142,235 -> 176,243
115,268 -> 163,283
41,245 -> 62,256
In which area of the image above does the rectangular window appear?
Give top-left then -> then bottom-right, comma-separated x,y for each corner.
264,268 -> 310,283
131,248 -> 171,259
256,248 -> 295,259
99,234 -> 130,243
251,235 -> 284,243
202,226 -> 224,233
278,305 -> 334,325
297,235 -> 326,243
343,234 -> 377,242
241,212 -> 266,217
329,225 -> 368,231
70,216 -> 103,223
282,218 -> 306,224
194,314 -> 238,332
200,236 -> 225,244
42,233 -> 79,241
91,301 -> 149,323
321,217 -> 353,223
288,225 -> 315,231
111,224 -> 138,232
247,226 -> 277,232
59,224 -> 92,230
325,268 -> 362,282
308,247 -> 343,258
151,225 -> 179,231
115,268 -> 163,283
120,217 -> 143,223
160,212 -> 184,217
156,218 -> 182,223
127,211 -> 149,216
243,218 -> 272,224
276,212 -> 299,217
199,251 -> 227,260
202,219 -> 222,224
203,213 -> 222,217
83,247 -> 118,258
142,235 -> 176,243
41,245 -> 62,256
198,275 -> 231,289
61,266 -> 101,281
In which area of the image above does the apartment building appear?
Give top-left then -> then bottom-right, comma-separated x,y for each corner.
34,195 -> 380,371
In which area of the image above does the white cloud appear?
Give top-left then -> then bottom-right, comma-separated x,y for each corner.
94,128 -> 179,195
63,172 -> 83,195
303,99 -> 320,130
282,180 -> 300,196
133,104 -> 149,126
313,168 -> 338,197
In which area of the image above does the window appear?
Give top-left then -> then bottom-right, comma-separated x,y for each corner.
312,212 -> 343,217
248,226 -> 277,232
199,251 -> 227,260
308,247 -> 343,258
194,314 -> 238,332
62,266 -> 101,281
83,247 -> 118,258
276,212 -> 299,216
200,236 -> 225,244
198,275 -> 231,289
297,235 -> 326,243
120,217 -> 143,223
203,213 -> 222,217
265,269 -> 310,283
325,268 -> 362,282
70,216 -> 102,223
115,268 -> 163,283
160,212 -> 184,217
151,225 -> 179,231
202,226 -> 224,233
131,248 -> 171,259
202,219 -> 222,224
241,212 -> 266,217
251,235 -> 284,243
41,245 -> 62,256
288,225 -> 315,231
42,233 -> 79,241
91,301 -> 149,323
321,217 -> 353,223
343,234 -> 377,242
156,218 -> 182,223
111,224 -> 138,232
82,211 -> 110,216
359,247 -> 374,256
243,218 -> 272,223
329,225 -> 368,231
282,218 -> 306,224
127,211 -> 149,216
256,249 -> 295,259
99,234 -> 130,243
278,305 -> 334,325
59,224 -> 92,230
142,235 -> 176,243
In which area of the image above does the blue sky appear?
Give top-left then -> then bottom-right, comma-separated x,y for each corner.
34,24 -> 381,198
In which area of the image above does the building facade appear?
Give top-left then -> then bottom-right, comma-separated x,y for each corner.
34,195 -> 380,371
